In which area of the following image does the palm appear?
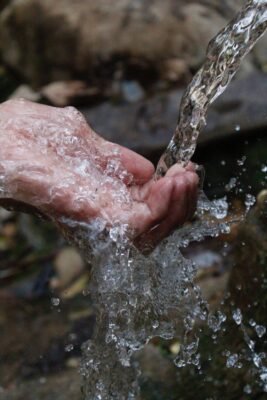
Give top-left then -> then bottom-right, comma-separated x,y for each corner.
0,99 -> 198,248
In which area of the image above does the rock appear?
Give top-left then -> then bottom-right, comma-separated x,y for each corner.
9,84 -> 41,102
3,370 -> 82,400
253,34 -> 267,70
0,208 -> 13,222
160,58 -> 190,83
0,0 -> 237,86
41,81 -> 99,107
51,246 -> 86,291
137,344 -> 177,386
79,71 -> 267,160
121,80 -> 145,103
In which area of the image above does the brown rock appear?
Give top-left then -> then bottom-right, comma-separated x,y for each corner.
51,246 -> 85,291
0,0 -> 236,86
160,58 -> 189,82
41,81 -> 100,107
79,71 -> 267,160
137,344 -> 177,386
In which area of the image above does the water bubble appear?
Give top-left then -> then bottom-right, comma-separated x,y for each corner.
152,321 -> 159,329
226,353 -> 239,368
262,165 -> 267,172
208,311 -> 227,332
253,354 -> 262,368
243,384 -> 252,394
210,197 -> 228,219
245,194 -> 256,211
225,177 -> 237,191
51,297 -> 60,307
232,308 -> 242,325
237,156 -> 246,166
65,344 -> 74,352
235,125 -> 241,132
255,325 -> 266,338
260,370 -> 267,383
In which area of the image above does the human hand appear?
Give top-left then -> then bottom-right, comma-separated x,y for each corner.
0,99 -> 198,248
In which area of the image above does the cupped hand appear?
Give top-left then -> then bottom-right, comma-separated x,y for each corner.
0,99 -> 199,248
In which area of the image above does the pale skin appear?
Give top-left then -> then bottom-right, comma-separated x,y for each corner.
0,99 -> 199,249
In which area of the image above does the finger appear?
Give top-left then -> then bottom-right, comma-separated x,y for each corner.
164,162 -> 196,178
134,171 -> 198,252
165,164 -> 186,178
185,162 -> 196,173
134,181 -> 187,252
116,145 -> 155,184
130,176 -> 175,237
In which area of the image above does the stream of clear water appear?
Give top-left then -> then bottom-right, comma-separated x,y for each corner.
78,1 -> 267,399
156,0 -> 267,177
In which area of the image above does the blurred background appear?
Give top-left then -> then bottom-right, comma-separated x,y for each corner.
1,1 -> 267,399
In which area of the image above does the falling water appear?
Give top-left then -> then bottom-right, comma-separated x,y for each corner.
78,1 -> 267,398
156,0 -> 267,177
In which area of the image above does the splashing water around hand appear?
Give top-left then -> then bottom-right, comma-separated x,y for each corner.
80,1 -> 267,399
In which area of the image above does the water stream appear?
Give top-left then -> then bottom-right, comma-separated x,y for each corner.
78,1 -> 267,399
156,0 -> 267,177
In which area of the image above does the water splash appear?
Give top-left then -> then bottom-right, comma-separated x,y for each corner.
78,1 -> 267,397
75,215 -> 229,399
156,0 -> 267,177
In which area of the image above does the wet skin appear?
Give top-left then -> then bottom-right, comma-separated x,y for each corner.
0,99 -> 199,248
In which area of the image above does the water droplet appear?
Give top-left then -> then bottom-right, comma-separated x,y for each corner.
260,371 -> 267,383
65,344 -> 74,352
243,384 -> 252,394
249,319 -> 256,327
152,321 -> 159,329
208,311 -> 227,332
210,197 -> 228,219
253,354 -> 262,368
255,325 -> 266,338
235,125 -> 241,132
237,156 -> 246,166
225,177 -> 237,191
226,353 -> 239,368
232,308 -> 242,325
51,297 -> 60,307
245,194 -> 256,211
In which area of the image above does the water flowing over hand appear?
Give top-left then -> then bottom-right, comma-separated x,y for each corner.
0,99 -> 198,248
